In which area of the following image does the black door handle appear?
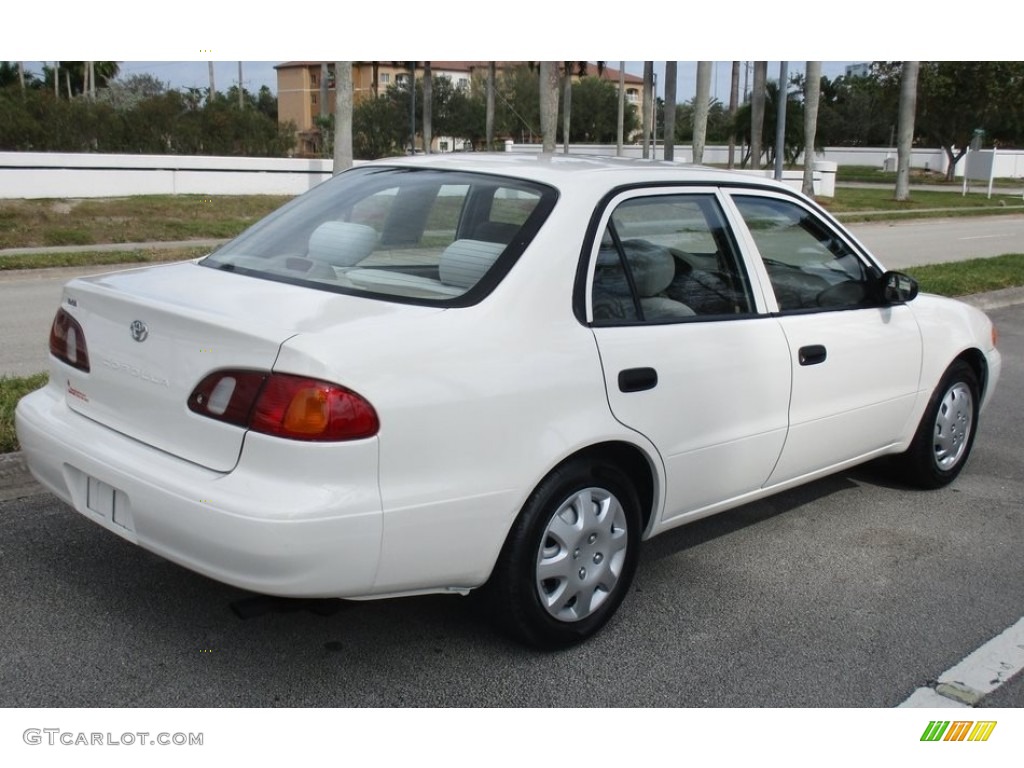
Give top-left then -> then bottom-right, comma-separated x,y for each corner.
618,367 -> 658,392
799,344 -> 827,366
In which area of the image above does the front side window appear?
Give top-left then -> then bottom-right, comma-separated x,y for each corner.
732,195 -> 879,311
590,193 -> 755,325
202,168 -> 555,306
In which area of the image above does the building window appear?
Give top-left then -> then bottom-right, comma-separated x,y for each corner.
311,93 -> 318,106
458,77 -> 469,89
311,73 -> 318,87
396,73 -> 410,87
380,73 -> 391,85
626,88 -> 639,103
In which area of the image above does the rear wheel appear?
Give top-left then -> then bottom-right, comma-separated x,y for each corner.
896,360 -> 980,489
488,458 -> 641,648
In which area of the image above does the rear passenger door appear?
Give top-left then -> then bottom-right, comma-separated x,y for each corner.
585,188 -> 792,525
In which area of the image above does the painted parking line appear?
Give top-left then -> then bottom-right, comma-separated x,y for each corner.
899,616 -> 1024,707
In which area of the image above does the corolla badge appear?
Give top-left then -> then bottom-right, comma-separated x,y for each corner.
130,320 -> 149,343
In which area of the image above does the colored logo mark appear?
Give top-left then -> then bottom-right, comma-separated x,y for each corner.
921,720 -> 997,742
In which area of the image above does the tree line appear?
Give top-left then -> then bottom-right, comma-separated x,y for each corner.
0,65 -> 295,157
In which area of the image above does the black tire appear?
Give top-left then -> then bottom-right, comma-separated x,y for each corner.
895,360 -> 980,489
487,458 -> 642,649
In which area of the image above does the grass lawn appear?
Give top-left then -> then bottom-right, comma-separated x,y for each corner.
819,187 -> 1024,220
0,195 -> 292,250
907,254 -> 1024,297
0,373 -> 47,453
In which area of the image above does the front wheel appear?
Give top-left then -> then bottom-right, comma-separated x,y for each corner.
895,360 -> 980,489
488,458 -> 642,648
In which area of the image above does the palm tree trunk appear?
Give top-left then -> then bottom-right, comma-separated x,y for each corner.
486,62 -> 496,150
54,61 -> 59,98
727,62 -> 740,168
692,61 -> 712,164
423,62 -> 432,154
616,61 -> 625,157
895,61 -> 919,201
663,62 -> 677,161
562,63 -> 572,154
333,62 -> 354,173
802,61 -> 822,195
208,62 -> 215,102
749,62 -> 767,168
642,61 -> 653,159
539,62 -> 559,154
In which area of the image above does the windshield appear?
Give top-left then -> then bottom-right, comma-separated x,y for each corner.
202,166 -> 557,306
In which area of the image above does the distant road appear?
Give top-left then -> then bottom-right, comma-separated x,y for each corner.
850,215 -> 1024,269
1,214 -> 1022,376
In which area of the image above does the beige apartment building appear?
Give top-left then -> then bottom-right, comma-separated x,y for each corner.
275,61 -> 646,157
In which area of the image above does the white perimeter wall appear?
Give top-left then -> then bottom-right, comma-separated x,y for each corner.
3,146 -> 1022,199
0,152 -> 337,199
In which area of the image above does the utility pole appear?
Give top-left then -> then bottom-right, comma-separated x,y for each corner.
208,62 -> 215,102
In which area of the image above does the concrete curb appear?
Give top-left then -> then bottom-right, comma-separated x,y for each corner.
0,451 -> 38,501
3,287 -> 1024,497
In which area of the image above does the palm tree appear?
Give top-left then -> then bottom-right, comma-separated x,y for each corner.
749,61 -> 767,168
616,61 -> 625,157
802,62 -> 822,195
423,62 -> 432,154
334,62 -> 354,173
663,62 -> 677,161
727,61 -> 740,168
539,62 -> 559,153
486,62 -> 496,150
692,61 -> 712,164
895,61 -> 919,202
642,61 -> 653,158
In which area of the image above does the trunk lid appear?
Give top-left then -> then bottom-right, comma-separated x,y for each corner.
56,262 -> 438,471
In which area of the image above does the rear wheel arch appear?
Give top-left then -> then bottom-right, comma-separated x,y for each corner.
558,441 -> 659,534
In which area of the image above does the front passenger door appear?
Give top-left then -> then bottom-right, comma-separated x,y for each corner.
728,192 -> 923,484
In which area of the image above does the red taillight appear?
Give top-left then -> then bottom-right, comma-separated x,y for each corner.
49,308 -> 90,372
188,370 -> 379,442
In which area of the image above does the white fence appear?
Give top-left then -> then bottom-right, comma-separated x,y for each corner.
3,145 -> 1023,200
0,152 -> 335,199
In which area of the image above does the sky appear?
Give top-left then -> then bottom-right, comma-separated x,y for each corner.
21,60 -> 860,105
10,1 -> 1004,101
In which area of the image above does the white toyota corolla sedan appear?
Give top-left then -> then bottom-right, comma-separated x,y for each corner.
16,154 -> 1001,647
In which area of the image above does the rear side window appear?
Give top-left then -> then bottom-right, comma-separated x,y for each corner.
591,193 -> 755,324
202,168 -> 555,306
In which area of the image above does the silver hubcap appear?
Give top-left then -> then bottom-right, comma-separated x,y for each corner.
535,487 -> 629,623
933,382 -> 974,470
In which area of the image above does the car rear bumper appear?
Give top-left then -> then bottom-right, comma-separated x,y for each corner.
15,382 -> 383,597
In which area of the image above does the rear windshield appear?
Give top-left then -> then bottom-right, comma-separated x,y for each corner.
202,167 -> 557,306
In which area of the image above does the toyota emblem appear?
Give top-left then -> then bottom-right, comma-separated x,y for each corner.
130,320 -> 149,343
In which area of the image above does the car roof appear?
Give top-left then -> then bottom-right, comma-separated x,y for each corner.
361,152 -> 798,194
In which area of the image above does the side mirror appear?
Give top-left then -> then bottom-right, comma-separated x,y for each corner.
880,271 -> 919,304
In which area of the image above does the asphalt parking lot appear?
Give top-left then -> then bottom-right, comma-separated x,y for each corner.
0,307 -> 1021,709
